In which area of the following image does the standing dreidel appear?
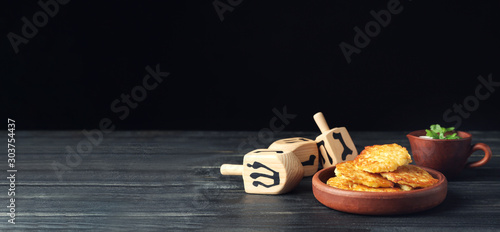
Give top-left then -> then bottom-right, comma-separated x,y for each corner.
268,137 -> 319,177
313,112 -> 358,168
220,149 -> 304,194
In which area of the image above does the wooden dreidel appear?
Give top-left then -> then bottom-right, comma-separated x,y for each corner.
268,137 -> 319,177
220,149 -> 304,194
313,112 -> 358,168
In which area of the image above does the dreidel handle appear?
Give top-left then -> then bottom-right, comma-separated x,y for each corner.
220,164 -> 243,175
313,112 -> 330,133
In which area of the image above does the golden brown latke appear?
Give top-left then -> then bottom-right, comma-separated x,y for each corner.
335,160 -> 394,188
398,184 -> 413,191
381,165 -> 438,188
354,144 -> 412,173
326,176 -> 402,192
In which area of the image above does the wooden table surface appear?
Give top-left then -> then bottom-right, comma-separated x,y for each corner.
3,130 -> 499,231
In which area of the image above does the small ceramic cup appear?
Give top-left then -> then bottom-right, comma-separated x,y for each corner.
407,130 -> 492,179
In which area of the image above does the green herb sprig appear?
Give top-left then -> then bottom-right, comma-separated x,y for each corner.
425,124 -> 461,139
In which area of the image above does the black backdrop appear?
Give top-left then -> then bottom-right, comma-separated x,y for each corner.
2,1 -> 499,131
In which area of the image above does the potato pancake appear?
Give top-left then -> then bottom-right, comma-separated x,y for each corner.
335,160 -> 394,188
326,176 -> 402,192
381,165 -> 438,188
354,144 -> 412,173
398,184 -> 413,191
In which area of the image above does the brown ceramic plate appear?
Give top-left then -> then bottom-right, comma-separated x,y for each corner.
312,166 -> 447,215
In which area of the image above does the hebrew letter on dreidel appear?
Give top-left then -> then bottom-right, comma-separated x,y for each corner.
313,112 -> 358,168
247,161 -> 280,188
301,155 -> 316,166
332,132 -> 353,161
269,137 -> 319,177
220,149 -> 304,194
316,140 -> 333,165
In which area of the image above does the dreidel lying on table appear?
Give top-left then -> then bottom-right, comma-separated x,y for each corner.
313,112 -> 358,168
220,149 -> 304,194
268,137 -> 319,177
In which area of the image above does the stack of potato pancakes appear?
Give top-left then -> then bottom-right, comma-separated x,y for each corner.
327,144 -> 438,192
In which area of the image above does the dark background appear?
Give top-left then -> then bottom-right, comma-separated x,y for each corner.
1,1 -> 499,131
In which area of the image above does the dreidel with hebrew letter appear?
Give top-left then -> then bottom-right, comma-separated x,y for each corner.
313,112 -> 358,168
268,137 -> 319,177
220,149 -> 304,194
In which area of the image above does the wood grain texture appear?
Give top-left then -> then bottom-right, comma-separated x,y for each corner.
1,130 -> 499,231
268,137 -> 319,176
221,149 -> 304,194
316,127 -> 358,168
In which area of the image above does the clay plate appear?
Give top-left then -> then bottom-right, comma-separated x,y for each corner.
312,166 -> 447,215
